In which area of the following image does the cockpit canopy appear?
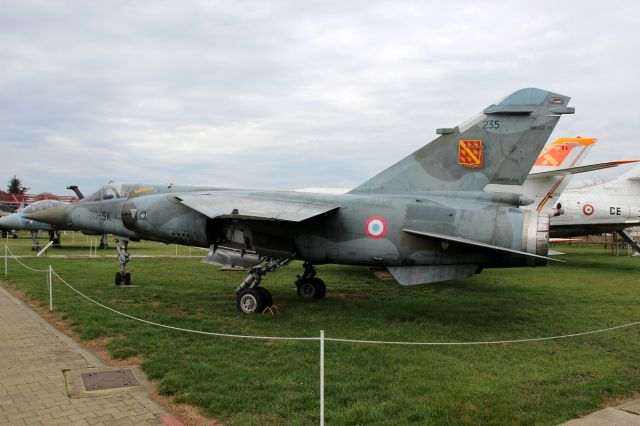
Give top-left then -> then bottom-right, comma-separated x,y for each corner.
83,183 -> 133,202
21,199 -> 65,214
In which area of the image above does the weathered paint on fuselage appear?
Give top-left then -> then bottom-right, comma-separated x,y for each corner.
33,183 -> 220,240
121,189 -> 538,270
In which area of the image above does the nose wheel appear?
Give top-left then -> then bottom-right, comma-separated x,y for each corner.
115,271 -> 132,286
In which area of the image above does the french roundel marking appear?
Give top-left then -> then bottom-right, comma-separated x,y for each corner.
365,216 -> 388,239
582,203 -> 594,216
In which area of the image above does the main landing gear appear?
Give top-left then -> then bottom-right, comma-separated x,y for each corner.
295,261 -> 326,299
114,239 -> 132,286
235,256 -> 327,314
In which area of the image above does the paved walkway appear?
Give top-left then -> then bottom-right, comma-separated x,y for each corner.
0,284 -> 182,426
561,401 -> 640,425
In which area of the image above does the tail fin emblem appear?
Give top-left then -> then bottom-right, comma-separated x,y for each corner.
458,140 -> 484,168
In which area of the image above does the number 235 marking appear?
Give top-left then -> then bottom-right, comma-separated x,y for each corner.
482,120 -> 500,129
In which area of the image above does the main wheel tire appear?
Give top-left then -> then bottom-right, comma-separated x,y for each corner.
297,278 -> 316,299
124,272 -> 131,286
296,277 -> 326,299
115,272 -> 122,286
257,287 -> 273,308
311,277 -> 326,299
236,288 -> 265,314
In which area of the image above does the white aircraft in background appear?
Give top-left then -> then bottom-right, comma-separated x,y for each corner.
551,164 -> 640,251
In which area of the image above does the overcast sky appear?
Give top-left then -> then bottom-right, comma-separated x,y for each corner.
1,0 -> 640,194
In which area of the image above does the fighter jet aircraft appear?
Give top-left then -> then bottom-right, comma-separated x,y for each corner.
0,200 -> 72,250
550,164 -> 640,251
29,88 -> 576,313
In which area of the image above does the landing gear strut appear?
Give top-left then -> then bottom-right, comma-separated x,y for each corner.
99,234 -> 109,250
235,257 -> 327,314
30,230 -> 40,251
235,255 -> 295,314
114,239 -> 131,286
295,261 -> 326,299
48,230 -> 61,248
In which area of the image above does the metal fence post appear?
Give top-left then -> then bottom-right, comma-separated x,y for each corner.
320,330 -> 325,426
48,265 -> 53,312
4,245 -> 7,276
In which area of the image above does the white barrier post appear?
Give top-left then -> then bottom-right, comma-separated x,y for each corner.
320,329 -> 325,426
175,244 -> 178,256
4,245 -> 7,276
48,265 -> 53,312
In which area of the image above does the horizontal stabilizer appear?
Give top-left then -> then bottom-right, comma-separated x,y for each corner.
178,193 -> 338,222
529,160 -> 640,179
403,228 -> 563,262
387,264 -> 479,286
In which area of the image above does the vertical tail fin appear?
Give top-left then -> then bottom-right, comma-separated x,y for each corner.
348,88 -> 574,194
521,137 -> 596,214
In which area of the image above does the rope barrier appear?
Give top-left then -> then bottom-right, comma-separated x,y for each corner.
52,269 -> 640,346
5,244 -> 640,346
51,270 -> 318,342
5,245 -> 49,272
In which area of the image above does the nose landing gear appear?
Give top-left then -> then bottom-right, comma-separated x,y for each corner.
114,239 -> 132,286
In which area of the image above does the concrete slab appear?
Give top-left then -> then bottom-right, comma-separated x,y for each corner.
619,400 -> 640,416
561,407 -> 640,425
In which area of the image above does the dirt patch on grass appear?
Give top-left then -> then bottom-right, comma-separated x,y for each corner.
152,381 -> 224,426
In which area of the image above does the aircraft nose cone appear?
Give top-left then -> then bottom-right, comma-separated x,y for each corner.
23,205 -> 69,227
0,215 -> 21,230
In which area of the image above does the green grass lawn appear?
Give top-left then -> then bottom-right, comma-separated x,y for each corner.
2,235 -> 639,425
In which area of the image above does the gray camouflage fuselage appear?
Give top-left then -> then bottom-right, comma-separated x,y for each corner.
120,189 -> 542,273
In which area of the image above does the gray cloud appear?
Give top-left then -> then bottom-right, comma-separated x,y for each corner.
1,0 -> 640,193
